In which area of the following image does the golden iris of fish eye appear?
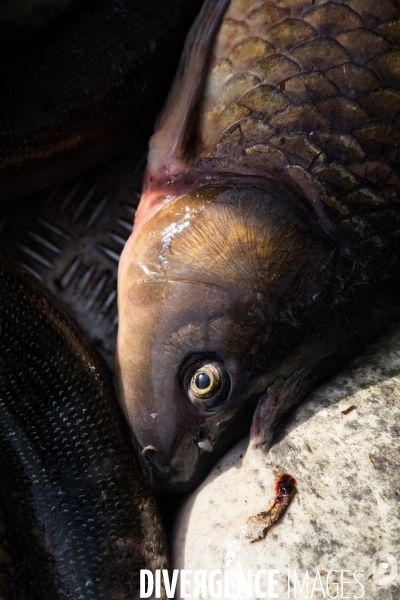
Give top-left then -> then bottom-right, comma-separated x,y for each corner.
190,364 -> 220,399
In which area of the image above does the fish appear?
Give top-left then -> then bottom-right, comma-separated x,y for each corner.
116,0 -> 400,493
0,0 -> 204,202
0,256 -> 168,599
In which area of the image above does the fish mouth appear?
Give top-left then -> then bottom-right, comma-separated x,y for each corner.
135,438 -> 223,494
138,444 -> 179,493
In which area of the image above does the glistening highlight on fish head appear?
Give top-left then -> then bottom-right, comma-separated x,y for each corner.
116,183 -> 341,492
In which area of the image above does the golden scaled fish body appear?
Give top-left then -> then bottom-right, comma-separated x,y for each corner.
116,0 -> 400,492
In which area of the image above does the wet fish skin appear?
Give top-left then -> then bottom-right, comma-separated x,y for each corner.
116,0 -> 400,492
0,256 -> 168,599
0,0 -> 204,202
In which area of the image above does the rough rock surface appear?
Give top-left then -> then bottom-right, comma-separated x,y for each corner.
172,321 -> 400,599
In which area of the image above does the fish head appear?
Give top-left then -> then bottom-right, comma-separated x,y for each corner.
116,183 -> 337,492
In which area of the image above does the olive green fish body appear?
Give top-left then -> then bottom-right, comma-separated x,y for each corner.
0,257 -> 168,598
0,0 -> 204,202
116,0 -> 400,492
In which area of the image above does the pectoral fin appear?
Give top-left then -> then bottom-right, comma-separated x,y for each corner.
249,369 -> 310,452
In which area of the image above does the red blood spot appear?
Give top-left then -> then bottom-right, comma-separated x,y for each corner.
275,474 -> 296,505
279,81 -> 285,92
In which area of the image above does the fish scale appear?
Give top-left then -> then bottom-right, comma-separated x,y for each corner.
0,257 -> 168,598
195,0 -> 400,279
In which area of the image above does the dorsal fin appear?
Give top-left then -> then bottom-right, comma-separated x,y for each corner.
146,0 -> 230,184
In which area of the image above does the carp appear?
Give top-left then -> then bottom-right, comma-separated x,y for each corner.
0,256 -> 168,599
116,0 -> 400,492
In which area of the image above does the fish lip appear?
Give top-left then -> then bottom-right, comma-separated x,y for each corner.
135,439 -> 214,493
140,444 -> 164,464
135,441 -> 178,489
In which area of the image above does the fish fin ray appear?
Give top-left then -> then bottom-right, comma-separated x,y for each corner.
146,0 -> 230,184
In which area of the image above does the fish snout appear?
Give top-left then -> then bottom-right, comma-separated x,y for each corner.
138,444 -> 176,491
134,426 -> 221,494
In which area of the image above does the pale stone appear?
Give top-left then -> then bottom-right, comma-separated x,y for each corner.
172,322 -> 400,599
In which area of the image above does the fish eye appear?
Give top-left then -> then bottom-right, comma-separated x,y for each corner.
190,364 -> 220,398
183,359 -> 231,412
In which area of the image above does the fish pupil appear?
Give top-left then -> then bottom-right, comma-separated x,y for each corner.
195,372 -> 211,390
